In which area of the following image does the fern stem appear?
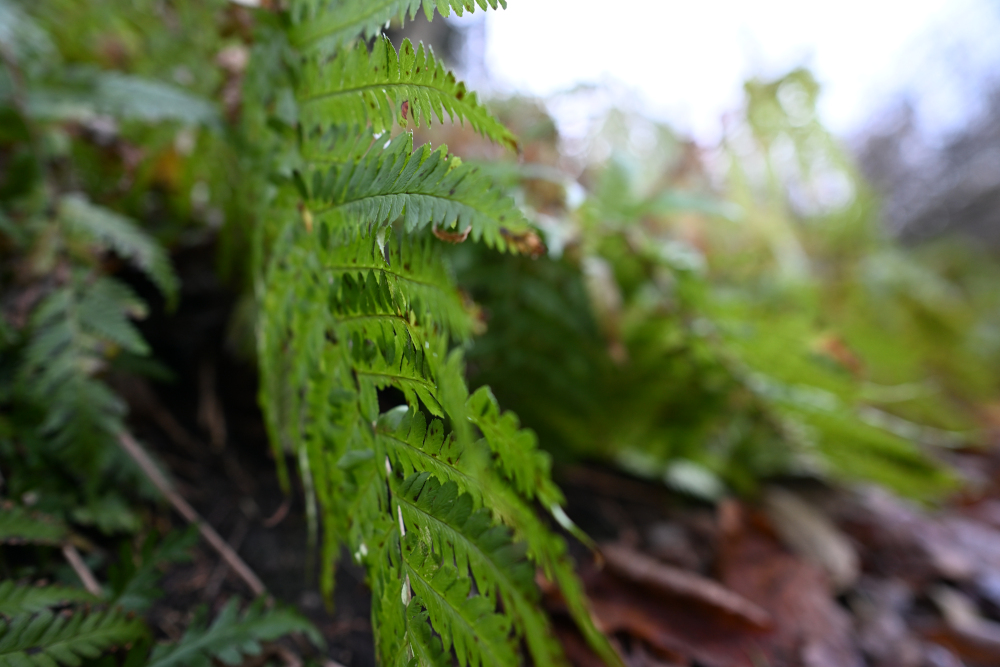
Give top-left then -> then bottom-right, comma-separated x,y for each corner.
298,81 -> 460,105
324,264 -> 442,290
61,544 -> 102,596
355,369 -> 436,390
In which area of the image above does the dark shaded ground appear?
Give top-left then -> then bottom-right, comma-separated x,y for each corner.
125,240 -> 374,666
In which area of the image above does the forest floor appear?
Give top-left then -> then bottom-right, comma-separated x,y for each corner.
129,240 -> 1000,667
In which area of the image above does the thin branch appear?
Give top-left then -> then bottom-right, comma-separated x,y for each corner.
61,544 -> 102,596
117,431 -> 267,597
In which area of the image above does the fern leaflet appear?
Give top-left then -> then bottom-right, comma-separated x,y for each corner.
301,132 -> 531,249
0,608 -> 145,667
144,598 -> 322,667
0,505 -> 67,545
299,37 -> 517,150
58,194 -> 179,307
0,583 -> 95,618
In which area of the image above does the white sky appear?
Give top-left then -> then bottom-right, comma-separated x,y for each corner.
450,0 -> 1000,143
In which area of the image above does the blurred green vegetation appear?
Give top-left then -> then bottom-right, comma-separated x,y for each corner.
0,2 -> 320,664
454,71 -> 1000,501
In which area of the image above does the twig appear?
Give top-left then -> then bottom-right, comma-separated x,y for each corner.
198,359 -> 228,451
61,544 -> 102,596
117,431 -> 267,597
262,497 -> 292,528
205,513 -> 251,599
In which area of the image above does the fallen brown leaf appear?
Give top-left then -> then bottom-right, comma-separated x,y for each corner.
601,543 -> 772,630
718,502 -> 864,667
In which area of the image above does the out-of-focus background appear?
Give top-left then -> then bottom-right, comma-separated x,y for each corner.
445,0 -> 1000,245
385,0 -> 1000,501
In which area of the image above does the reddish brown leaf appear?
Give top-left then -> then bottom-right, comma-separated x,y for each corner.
718,503 -> 864,667
601,543 -> 772,630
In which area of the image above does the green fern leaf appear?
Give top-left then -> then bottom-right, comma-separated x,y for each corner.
394,473 -> 567,666
251,1 -> 626,662
0,609 -> 145,667
108,529 -> 198,613
145,598 -> 322,667
28,69 -> 218,127
290,0 -> 507,57
466,386 -> 564,508
21,283 -> 128,451
0,583 -> 95,618
58,194 -> 179,307
299,37 -> 517,150
402,600 -> 449,667
302,133 -> 531,250
77,278 -> 150,356
400,534 -> 517,667
0,505 -> 67,545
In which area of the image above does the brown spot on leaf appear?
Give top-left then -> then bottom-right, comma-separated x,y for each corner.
432,223 -> 471,244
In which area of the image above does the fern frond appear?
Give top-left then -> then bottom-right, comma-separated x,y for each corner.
0,608 -> 145,666
0,582 -> 96,618
377,407 -> 485,505
145,598 -> 322,667
299,37 -> 516,150
58,194 -> 179,306
77,278 -> 149,355
309,222 -> 475,339
108,529 -> 198,612
0,505 -> 67,545
289,0 -> 507,57
375,398 -> 585,666
302,133 -> 531,250
21,281 -> 129,451
252,1 -> 626,662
